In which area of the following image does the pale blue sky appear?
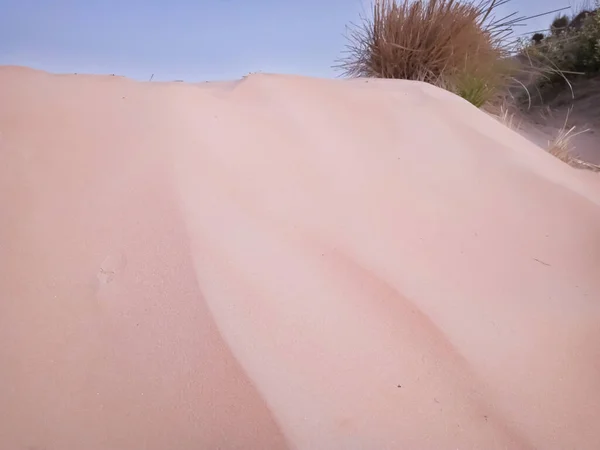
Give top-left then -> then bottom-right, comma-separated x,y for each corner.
0,0 -> 582,82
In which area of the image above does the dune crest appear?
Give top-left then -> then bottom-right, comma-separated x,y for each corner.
1,66 -> 599,449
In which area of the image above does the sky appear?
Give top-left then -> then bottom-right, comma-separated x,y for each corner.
0,0 -> 585,82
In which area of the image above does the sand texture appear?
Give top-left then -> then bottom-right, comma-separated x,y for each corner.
1,66 -> 600,449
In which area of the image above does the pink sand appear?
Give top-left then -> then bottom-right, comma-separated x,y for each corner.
1,66 -> 600,449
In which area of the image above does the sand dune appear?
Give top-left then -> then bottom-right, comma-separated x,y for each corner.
1,66 -> 600,449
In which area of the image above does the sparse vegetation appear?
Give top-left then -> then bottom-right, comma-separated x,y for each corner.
335,0 -> 521,107
544,107 -> 600,170
532,33 -> 545,45
547,111 -> 587,163
335,0 -> 600,170
520,2 -> 600,83
513,2 -> 600,168
550,14 -> 570,36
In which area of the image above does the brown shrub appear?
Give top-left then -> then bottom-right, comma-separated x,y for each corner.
335,0 -> 517,106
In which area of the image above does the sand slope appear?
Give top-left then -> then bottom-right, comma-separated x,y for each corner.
1,66 -> 600,449
519,76 -> 600,165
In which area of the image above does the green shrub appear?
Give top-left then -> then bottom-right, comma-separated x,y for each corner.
522,3 -> 600,79
454,74 -> 497,107
577,10 -> 600,71
532,33 -> 545,44
551,15 -> 570,36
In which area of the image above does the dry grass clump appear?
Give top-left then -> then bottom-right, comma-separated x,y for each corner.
547,127 -> 600,170
488,102 -> 520,129
546,108 -> 600,170
548,125 -> 583,163
336,0 -> 519,107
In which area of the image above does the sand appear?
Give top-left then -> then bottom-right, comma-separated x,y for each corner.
518,102 -> 600,166
505,72 -> 600,165
1,66 -> 600,450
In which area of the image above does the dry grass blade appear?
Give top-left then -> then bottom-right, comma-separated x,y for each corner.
547,107 -> 591,166
484,96 -> 521,130
570,158 -> 600,171
497,104 -> 519,129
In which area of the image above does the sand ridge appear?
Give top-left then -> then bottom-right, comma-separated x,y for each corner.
1,66 -> 600,449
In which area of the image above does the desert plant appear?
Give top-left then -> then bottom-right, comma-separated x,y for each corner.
546,107 -> 594,169
548,124 -> 581,163
547,129 -> 600,171
335,0 -> 519,107
521,2 -> 600,81
486,98 -> 520,130
532,32 -> 545,44
454,73 -> 497,107
550,14 -> 570,35
576,9 -> 600,70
